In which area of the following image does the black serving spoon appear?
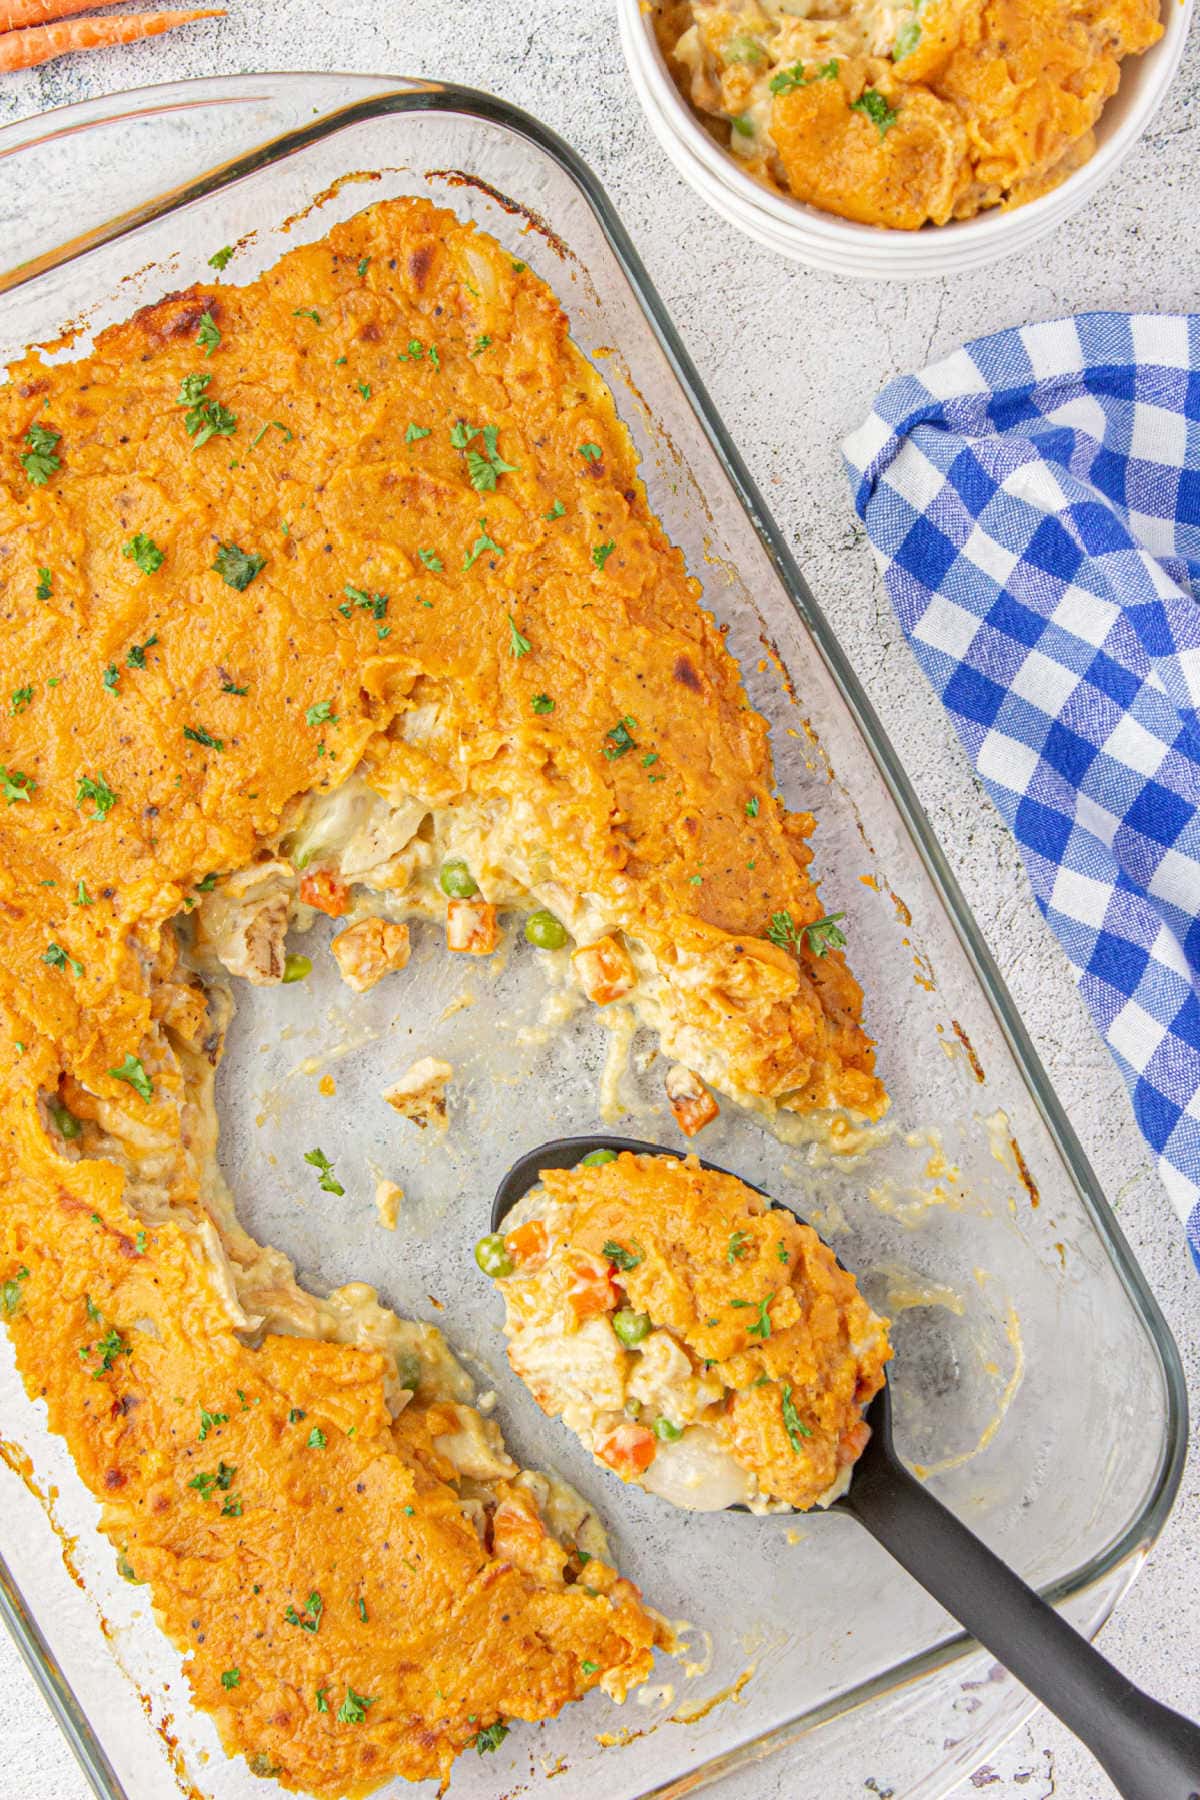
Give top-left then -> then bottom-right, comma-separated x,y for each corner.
491,1135 -> 1200,1800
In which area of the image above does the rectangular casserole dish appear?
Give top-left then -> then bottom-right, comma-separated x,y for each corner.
0,72 -> 1186,1800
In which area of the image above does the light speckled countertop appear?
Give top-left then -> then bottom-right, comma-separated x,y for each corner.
1,6 -> 1197,1799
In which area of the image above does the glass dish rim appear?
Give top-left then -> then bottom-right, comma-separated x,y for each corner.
0,69 -> 1188,1800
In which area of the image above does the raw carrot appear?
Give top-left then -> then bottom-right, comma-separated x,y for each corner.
1,0 -> 111,32
0,8 -> 224,70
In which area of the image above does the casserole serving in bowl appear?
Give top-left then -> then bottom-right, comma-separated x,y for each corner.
0,73 -> 1186,1800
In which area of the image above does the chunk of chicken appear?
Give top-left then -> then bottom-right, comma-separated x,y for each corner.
374,1178 -> 403,1230
573,934 -> 636,1005
665,1063 -> 720,1136
383,1056 -> 453,1131
446,897 -> 499,955
330,917 -> 412,993
208,891 -> 291,986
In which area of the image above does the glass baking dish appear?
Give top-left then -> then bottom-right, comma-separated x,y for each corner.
0,73 -> 1187,1800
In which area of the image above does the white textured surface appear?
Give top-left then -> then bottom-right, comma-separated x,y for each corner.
1,5 -> 1198,1798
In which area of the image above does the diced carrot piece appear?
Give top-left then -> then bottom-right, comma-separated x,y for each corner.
299,869 -> 350,918
665,1064 -> 720,1136
504,1219 -> 549,1266
564,1251 -> 619,1321
572,934 -> 636,1005
492,1498 -> 544,1558
446,897 -> 498,955
596,1422 -> 657,1479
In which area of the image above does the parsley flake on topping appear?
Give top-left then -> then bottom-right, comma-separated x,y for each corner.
581,1659 -> 599,1675
303,1147 -> 344,1195
770,57 -> 839,93
308,1425 -> 327,1449
183,724 -> 223,751
338,1686 -> 377,1725
20,422 -> 61,486
767,908 -> 846,957
543,498 -> 565,519
36,566 -> 53,600
745,795 -> 760,818
506,614 -> 532,659
469,334 -> 492,357
851,88 -> 899,136
288,1407 -> 306,1424
43,942 -> 84,978
102,664 -> 120,697
578,443 -> 601,463
727,1230 -> 750,1263
293,307 -> 321,324
85,1325 -> 130,1378
196,312 -> 221,356
602,717 -> 637,760
472,1722 -> 508,1754
10,686 -> 32,715
122,533 -> 164,575
198,1407 -> 228,1441
221,1669 -> 240,1690
463,517 -> 504,570
417,548 -> 443,572
73,882 -> 92,907
454,422 -> 520,492
208,245 -> 233,270
357,1596 -> 368,1623
602,1238 -> 644,1272
212,543 -> 265,590
177,374 -> 237,448
305,700 -> 336,729
1,1268 -> 28,1316
249,420 -> 293,450
1,767 -> 34,805
221,679 -> 248,695
781,1382 -> 813,1449
110,1053 -> 153,1100
126,634 -> 158,669
747,1295 -> 772,1339
285,1591 -> 324,1633
76,772 -> 117,820
531,693 -> 555,714
316,1687 -> 330,1714
357,381 -> 372,401
405,422 -> 431,443
357,256 -> 371,277
592,540 -> 615,569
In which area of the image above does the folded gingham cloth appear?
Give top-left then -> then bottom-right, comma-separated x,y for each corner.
842,314 -> 1200,1273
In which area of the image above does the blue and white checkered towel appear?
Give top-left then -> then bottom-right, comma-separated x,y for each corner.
843,314 -> 1200,1274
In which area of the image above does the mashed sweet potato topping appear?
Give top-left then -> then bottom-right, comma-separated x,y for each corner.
484,1153 -> 891,1512
657,0 -> 1162,227
0,194 -> 882,1791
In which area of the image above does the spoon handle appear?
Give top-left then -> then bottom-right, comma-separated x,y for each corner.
842,1451 -> 1200,1800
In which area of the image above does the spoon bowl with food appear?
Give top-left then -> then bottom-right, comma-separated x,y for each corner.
478,1136 -> 1200,1800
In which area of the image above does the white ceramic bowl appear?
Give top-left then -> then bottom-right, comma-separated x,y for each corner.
618,0 -> 1194,278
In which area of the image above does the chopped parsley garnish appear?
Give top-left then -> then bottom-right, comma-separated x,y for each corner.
578,443 -> 602,463
592,540 -> 615,569
316,1687 -> 330,1714
405,422 -> 431,443
109,1053 -> 153,1100
781,1382 -> 813,1449
249,419 -> 293,450
43,941 -> 83,978
641,752 -> 658,767
212,543 -> 265,590
777,1241 -> 790,1264
767,909 -> 847,957
463,517 -> 504,570
292,307 -> 321,324
506,614 -> 531,658
85,1325 -> 130,1378
183,724 -> 223,751
581,1659 -> 599,1675
602,717 -> 637,760
727,1230 -> 750,1263
126,634 -> 158,669
221,1669 -> 240,1690
198,1407 -> 228,1441
453,421 -> 520,491
1,1267 -> 29,1317
76,771 -> 117,819
72,881 -> 92,907
195,872 -> 218,892
745,795 -> 760,818
20,423 -> 61,486
122,533 -> 164,575
288,1407 -> 306,1424
769,58 -> 839,93
357,1596 -> 368,1622
102,664 -> 120,697
189,1460 -> 236,1496
337,1685 -> 376,1725
531,693 -> 555,714
196,312 -> 221,356
469,334 -> 492,356
1,767 -> 34,805
36,566 -> 52,600
472,1722 -> 508,1754
208,245 -> 234,270
357,256 -> 371,278
9,686 -> 32,715
747,1295 -> 772,1339
305,700 -> 335,729
544,498 -> 565,520
177,374 -> 237,447
284,1591 -> 324,1634
417,548 -> 443,572
851,88 -> 899,136
397,338 -> 440,367
303,1147 -> 344,1195
222,679 -> 248,695
602,1239 -> 644,1272
357,381 -> 372,400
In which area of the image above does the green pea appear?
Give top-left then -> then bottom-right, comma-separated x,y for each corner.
47,1097 -> 81,1140
732,113 -> 756,137
612,1308 -> 651,1348
439,859 -> 478,898
394,1351 -> 421,1392
475,1232 -> 514,1278
524,908 -> 568,950
579,1148 -> 617,1168
653,1417 -> 683,1443
282,952 -> 312,984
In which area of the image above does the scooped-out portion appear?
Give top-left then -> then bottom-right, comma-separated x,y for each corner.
479,1151 -> 892,1513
